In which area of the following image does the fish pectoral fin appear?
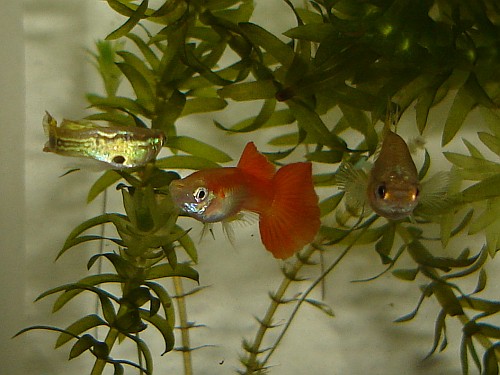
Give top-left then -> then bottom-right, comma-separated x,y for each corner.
336,163 -> 369,210
417,171 -> 451,212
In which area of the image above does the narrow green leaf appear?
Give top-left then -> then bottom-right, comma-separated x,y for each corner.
140,311 -> 175,354
117,62 -> 154,109
392,268 -> 419,281
53,274 -> 122,312
106,0 -> 149,40
126,33 -> 159,71
304,298 -> 335,317
239,22 -> 294,67
305,150 -> 343,164
444,152 -> 500,174
155,155 -> 220,170
144,281 -> 175,325
339,104 -> 378,154
69,334 -> 96,359
442,87 -> 476,146
432,282 -> 464,316
56,315 -> 107,348
462,174 -> 500,202
181,97 -> 227,116
146,263 -> 199,282
87,170 -> 122,203
173,225 -> 198,263
166,136 -> 232,163
319,193 -> 344,217
287,99 -> 347,151
284,24 -> 336,42
86,94 -> 147,116
478,132 -> 500,157
218,80 -> 277,101
215,99 -> 276,132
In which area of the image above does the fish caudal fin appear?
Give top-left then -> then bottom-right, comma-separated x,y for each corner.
259,162 -> 320,259
43,111 -> 57,152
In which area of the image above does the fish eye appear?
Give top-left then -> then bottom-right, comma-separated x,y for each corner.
377,184 -> 386,199
113,155 -> 126,164
194,187 -> 208,202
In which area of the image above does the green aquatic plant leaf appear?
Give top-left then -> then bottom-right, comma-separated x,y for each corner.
139,310 -> 175,354
462,174 -> 500,202
106,0 -> 149,40
214,99 -> 276,132
53,274 -> 123,313
155,155 -> 221,170
146,263 -> 199,283
87,170 -> 122,203
56,315 -> 108,348
166,136 -> 232,163
218,80 -> 277,101
181,97 -> 227,116
442,86 -> 476,146
478,132 -> 500,157
117,61 -> 155,108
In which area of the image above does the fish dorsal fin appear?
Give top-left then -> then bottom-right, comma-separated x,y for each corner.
237,142 -> 276,181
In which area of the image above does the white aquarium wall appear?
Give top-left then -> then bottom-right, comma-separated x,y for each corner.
0,1 -> 496,374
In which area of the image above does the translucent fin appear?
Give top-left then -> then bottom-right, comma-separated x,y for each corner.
336,163 -> 369,212
416,171 -> 451,213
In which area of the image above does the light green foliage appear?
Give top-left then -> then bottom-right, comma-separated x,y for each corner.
19,0 -> 500,374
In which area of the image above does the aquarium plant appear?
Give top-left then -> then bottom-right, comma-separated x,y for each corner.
18,0 -> 500,374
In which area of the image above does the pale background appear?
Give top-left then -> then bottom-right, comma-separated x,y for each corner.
1,1 -> 497,374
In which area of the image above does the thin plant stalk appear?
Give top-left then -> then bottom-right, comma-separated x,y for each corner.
173,276 -> 193,375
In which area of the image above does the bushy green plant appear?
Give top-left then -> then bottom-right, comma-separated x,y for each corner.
18,1 -> 500,374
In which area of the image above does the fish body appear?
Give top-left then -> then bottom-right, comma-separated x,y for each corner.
367,130 -> 420,220
169,142 -> 321,259
338,130 -> 420,220
43,112 -> 165,169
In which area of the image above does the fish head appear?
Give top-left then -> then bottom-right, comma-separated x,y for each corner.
168,170 -> 245,223
367,172 -> 420,220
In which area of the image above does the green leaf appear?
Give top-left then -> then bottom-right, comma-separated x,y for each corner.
214,99 -> 276,132
239,22 -> 294,67
339,104 -> 378,154
483,344 -> 500,375
86,94 -> 148,116
181,97 -> 227,116
319,193 -> 344,217
287,99 -> 347,151
442,86 -> 476,146
117,62 -> 154,110
462,174 -> 500,202
218,80 -> 277,101
144,281 -> 175,325
126,33 -> 159,71
58,214 -> 129,259
146,263 -> 199,282
152,90 -> 186,133
56,315 -> 108,348
139,310 -> 175,354
69,334 -> 96,359
392,268 -> 419,281
478,132 -> 500,157
284,23 -> 336,42
53,274 -> 122,313
155,155 -> 221,170
173,225 -> 198,263
106,0 -> 149,40
87,170 -> 122,202
375,224 -> 395,264
444,152 -> 500,174
304,298 -> 335,317
305,150 -> 343,164
166,136 -> 232,163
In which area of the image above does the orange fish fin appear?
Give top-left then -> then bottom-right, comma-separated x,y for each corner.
259,162 -> 320,259
237,142 -> 276,181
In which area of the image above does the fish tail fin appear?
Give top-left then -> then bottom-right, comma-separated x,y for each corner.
43,111 -> 57,151
259,162 -> 320,259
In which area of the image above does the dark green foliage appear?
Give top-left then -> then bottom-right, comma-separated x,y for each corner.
18,0 -> 500,374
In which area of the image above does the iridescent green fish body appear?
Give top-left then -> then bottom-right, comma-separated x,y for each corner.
43,112 -> 165,169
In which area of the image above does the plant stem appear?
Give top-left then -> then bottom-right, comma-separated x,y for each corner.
173,276 -> 193,375
243,246 -> 316,374
90,327 -> 120,375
